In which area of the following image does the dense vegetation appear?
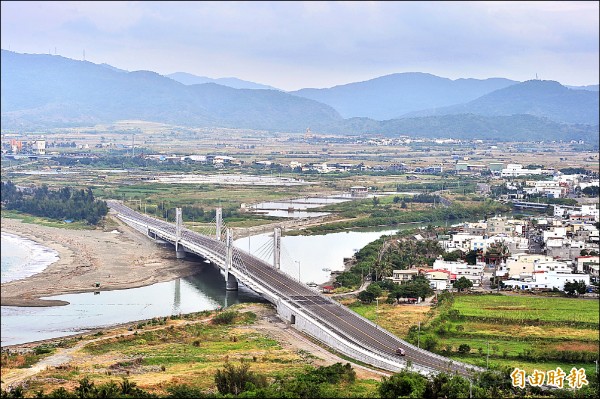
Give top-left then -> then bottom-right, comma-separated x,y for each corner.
335,226 -> 463,289
0,180 -> 108,225
299,199 -> 510,235
2,364 -> 596,398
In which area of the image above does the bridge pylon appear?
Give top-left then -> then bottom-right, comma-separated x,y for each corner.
273,227 -> 281,270
175,207 -> 185,259
216,208 -> 223,241
225,228 -> 238,291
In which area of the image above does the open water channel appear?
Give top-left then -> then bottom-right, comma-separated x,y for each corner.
1,223 -> 425,346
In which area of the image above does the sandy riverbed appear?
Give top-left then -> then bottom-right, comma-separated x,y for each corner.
1,213 -> 201,307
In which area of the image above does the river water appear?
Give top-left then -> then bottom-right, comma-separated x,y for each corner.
1,221 -> 428,347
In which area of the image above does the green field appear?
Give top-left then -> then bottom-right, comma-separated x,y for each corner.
414,293 -> 600,375
451,295 -> 599,325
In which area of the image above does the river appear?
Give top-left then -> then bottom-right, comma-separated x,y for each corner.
2,222 -> 425,346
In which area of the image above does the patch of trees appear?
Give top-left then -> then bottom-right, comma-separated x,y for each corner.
1,180 -> 108,225
386,276 -> 434,304
582,186 -> 599,197
453,276 -> 474,292
393,193 -> 441,203
335,233 -> 447,289
306,201 -> 510,235
559,167 -> 589,175
563,280 -> 587,296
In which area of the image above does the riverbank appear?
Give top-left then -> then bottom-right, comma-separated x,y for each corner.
1,303 -> 387,394
1,213 -> 200,307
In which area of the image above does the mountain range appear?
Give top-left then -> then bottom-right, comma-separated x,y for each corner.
1,50 -> 598,143
166,72 -> 278,90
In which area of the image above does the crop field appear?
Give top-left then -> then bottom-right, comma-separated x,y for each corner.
347,293 -> 599,376
451,295 -> 599,326
424,294 -> 599,375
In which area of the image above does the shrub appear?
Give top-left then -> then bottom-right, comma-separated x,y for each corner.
423,336 -> 439,351
34,345 -> 54,355
213,311 -> 238,325
458,344 -> 471,354
214,361 -> 267,395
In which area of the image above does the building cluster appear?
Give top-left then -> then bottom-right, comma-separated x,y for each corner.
146,153 -> 449,175
499,172 -> 598,201
1,138 -> 46,155
391,259 -> 486,291
390,207 -> 599,292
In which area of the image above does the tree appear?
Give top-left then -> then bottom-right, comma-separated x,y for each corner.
454,276 -> 473,292
582,186 -> 599,197
378,370 -> 428,398
424,372 -> 471,399
75,377 -> 96,398
423,336 -> 439,351
358,290 -> 376,303
390,278 -> 434,303
457,344 -> 471,354
564,280 -> 587,296
366,283 -> 382,298
465,249 -> 480,265
443,250 -> 462,262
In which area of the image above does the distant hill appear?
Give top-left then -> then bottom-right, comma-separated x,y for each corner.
566,84 -> 599,91
0,50 -> 340,131
316,114 -> 598,144
167,72 -> 279,90
99,63 -> 128,73
291,73 -> 518,120
401,80 -> 599,125
1,50 -> 597,143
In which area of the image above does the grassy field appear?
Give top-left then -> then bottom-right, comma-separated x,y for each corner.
0,209 -> 93,230
347,293 -> 599,377
422,294 -> 598,375
1,304 -> 380,397
451,295 -> 599,326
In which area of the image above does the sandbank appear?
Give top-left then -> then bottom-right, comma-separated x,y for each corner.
1,213 -> 201,307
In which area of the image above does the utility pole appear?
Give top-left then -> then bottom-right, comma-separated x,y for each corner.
375,298 -> 379,328
486,341 -> 490,369
418,321 -> 421,348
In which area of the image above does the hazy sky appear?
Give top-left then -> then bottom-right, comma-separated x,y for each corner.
1,1 -> 598,91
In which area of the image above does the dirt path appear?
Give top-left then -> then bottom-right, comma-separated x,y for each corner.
1,304 -> 388,391
329,280 -> 370,299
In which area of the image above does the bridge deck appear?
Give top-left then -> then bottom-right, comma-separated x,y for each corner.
108,201 -> 480,377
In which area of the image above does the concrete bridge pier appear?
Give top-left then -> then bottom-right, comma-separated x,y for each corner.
226,272 -> 238,291
175,243 -> 186,259
224,289 -> 238,307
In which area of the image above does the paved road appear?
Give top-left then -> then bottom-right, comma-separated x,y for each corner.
109,201 -> 480,377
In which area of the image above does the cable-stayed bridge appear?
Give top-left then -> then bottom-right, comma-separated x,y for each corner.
108,201 -> 481,377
